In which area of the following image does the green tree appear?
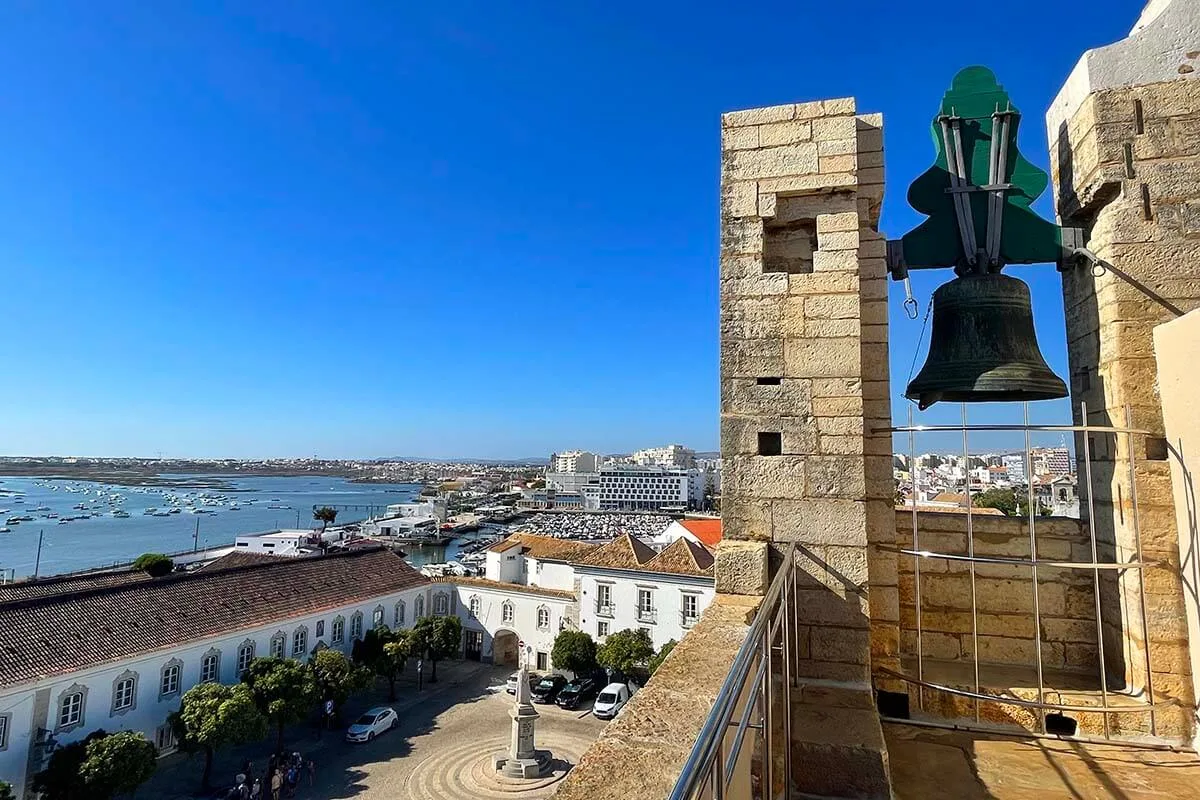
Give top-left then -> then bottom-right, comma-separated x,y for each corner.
0,780 -> 14,800
132,552 -> 173,577
412,616 -> 462,683
241,656 -> 318,753
353,627 -> 413,701
597,628 -> 655,676
313,506 -> 338,531
551,630 -> 597,677
32,730 -> 106,800
78,731 -> 157,799
170,683 -> 267,792
648,639 -> 678,676
972,488 -> 1019,517
311,648 -> 372,718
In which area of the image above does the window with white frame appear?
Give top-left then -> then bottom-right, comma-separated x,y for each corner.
433,593 -> 449,616
638,588 -> 655,622
111,672 -> 137,715
682,593 -> 700,625
293,627 -> 308,657
332,616 -> 345,644
395,600 -> 406,627
160,661 -> 181,697
200,650 -> 221,683
501,601 -> 514,624
316,620 -> 325,638
350,612 -> 363,641
537,606 -> 550,631
237,641 -> 255,674
596,583 -> 613,615
0,713 -> 9,751
468,595 -> 480,618
415,596 -> 425,618
270,633 -> 286,659
598,621 -> 609,637
58,690 -> 84,728
372,605 -> 385,628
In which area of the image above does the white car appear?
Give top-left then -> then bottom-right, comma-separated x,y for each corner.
506,671 -> 539,694
345,706 -> 398,742
592,682 -> 630,719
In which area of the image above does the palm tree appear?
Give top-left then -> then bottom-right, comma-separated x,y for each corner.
313,506 -> 338,532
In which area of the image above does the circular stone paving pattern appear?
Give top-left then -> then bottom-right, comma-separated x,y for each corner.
404,735 -> 596,799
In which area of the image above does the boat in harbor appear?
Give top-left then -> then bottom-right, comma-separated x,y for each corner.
0,527 -> 10,533
143,508 -> 159,515
111,510 -> 130,518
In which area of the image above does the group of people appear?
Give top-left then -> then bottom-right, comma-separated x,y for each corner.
224,753 -> 314,800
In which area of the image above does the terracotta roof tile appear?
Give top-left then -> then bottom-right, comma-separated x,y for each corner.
0,547 -> 428,688
576,533 -> 657,571
0,569 -> 152,604
644,538 -> 715,577
430,575 -> 575,600
486,533 -> 599,562
195,550 -> 282,571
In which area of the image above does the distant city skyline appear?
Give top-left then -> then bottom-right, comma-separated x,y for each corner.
0,2 -> 1133,458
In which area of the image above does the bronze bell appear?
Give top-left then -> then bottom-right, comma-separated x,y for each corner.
906,272 -> 1068,410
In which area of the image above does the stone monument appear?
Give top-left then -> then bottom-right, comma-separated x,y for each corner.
493,664 -> 552,779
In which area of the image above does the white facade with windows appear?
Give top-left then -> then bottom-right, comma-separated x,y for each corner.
0,558 -> 429,798
442,581 -> 574,672
576,567 -> 715,651
549,450 -> 599,473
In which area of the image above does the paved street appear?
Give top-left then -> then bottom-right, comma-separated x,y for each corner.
141,660 -> 608,799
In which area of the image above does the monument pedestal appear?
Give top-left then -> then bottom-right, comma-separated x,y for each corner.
494,666 -> 553,779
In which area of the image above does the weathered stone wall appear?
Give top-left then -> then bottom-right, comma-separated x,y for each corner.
896,511 -> 1099,672
718,98 -> 894,797
1154,310 -> 1200,747
1048,76 -> 1200,742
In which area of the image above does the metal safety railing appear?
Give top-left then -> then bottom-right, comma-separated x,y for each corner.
879,401 -> 1162,741
669,543 -> 797,800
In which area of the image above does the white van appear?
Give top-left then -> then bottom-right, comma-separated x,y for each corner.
592,682 -> 630,719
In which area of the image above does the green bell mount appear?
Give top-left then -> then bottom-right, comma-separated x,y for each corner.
887,66 -> 1075,409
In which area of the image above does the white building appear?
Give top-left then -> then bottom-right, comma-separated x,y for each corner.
549,451 -> 599,473
630,444 -> 697,469
575,534 -> 716,651
1003,454 -> 1027,483
233,528 -> 344,556
0,548 -> 430,798
384,500 -> 447,522
477,531 -> 716,656
545,471 -> 601,494
596,465 -> 705,511
440,578 -> 576,672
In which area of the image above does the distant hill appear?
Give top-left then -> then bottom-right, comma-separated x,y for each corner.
376,456 -> 549,465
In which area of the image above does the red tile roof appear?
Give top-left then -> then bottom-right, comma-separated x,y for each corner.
0,547 -> 428,688
576,533 -> 657,571
644,538 -> 715,577
0,568 -> 152,604
678,518 -> 722,547
430,575 -> 576,600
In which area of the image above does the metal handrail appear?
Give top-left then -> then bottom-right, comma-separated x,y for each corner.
669,542 -> 796,800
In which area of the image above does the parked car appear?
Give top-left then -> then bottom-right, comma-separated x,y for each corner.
531,674 -> 568,703
592,682 -> 631,719
345,706 -> 398,742
555,677 -> 598,709
506,670 -> 540,694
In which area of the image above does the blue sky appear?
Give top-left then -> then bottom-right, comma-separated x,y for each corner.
0,2 -> 1136,460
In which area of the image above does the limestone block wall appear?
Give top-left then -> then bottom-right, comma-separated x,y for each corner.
718,98 -> 896,686
1048,78 -> 1200,736
896,511 -> 1099,673
718,97 -> 895,797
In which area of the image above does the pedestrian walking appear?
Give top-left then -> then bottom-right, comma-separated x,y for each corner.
306,758 -> 315,787
270,769 -> 283,800
249,777 -> 262,800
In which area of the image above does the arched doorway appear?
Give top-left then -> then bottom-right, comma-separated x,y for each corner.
492,629 -> 519,667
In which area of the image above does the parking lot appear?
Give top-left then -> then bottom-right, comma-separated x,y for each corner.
142,661 -> 609,799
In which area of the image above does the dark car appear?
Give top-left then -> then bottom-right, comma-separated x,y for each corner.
554,677 -> 598,709
531,674 -> 568,703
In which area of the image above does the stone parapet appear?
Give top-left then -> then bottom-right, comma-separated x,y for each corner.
552,595 -> 761,800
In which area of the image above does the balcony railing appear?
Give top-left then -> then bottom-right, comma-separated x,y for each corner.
596,603 -> 614,618
681,612 -> 699,629
670,542 -> 796,800
638,608 -> 658,624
